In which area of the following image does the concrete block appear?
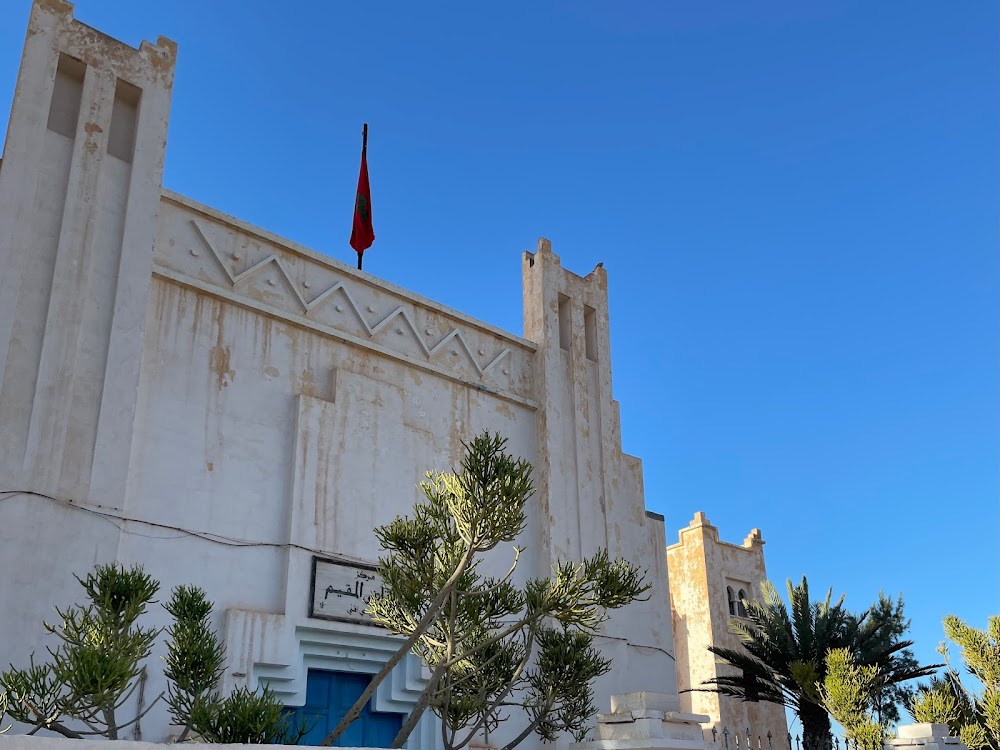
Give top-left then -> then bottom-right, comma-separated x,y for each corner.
612,692 -> 682,714
665,712 -> 712,725
897,725 -> 954,741
632,709 -> 666,720
599,712 -> 637,724
575,740 -> 709,750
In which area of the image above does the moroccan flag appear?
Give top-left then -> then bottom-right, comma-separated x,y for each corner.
350,129 -> 374,256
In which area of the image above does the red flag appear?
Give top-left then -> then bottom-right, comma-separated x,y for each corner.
350,127 -> 374,258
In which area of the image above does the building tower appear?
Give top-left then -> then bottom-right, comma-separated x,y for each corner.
0,0 -> 175,695
0,0 -> 175,507
667,512 -> 789,744
523,239 -> 679,706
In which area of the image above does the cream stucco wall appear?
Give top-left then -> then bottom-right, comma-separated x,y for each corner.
667,513 -> 789,746
0,3 -> 677,749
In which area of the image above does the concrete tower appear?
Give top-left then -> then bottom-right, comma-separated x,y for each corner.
0,0 -> 175,506
0,0 -> 176,719
524,239 -> 679,705
667,512 -> 789,745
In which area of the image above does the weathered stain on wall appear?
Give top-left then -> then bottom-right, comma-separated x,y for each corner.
153,194 -> 538,409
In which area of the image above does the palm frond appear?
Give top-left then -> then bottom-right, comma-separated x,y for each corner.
704,575 -> 939,737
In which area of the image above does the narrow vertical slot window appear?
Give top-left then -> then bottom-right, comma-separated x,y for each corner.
107,79 -> 140,163
558,294 -> 572,351
46,53 -> 86,138
584,305 -> 598,361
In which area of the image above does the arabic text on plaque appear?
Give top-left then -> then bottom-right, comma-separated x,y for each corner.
309,557 -> 385,626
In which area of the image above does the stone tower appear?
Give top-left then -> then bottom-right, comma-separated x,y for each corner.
0,0 -> 176,710
0,0 -> 175,506
523,238 -> 680,706
666,512 -> 789,745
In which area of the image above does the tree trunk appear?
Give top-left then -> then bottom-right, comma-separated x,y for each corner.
800,701 -> 832,750
104,706 -> 118,740
391,665 -> 445,748
319,549 -> 477,747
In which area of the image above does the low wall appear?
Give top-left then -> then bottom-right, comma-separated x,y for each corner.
0,737 -> 366,750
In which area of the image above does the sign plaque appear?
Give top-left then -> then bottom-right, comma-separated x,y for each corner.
309,556 -> 385,627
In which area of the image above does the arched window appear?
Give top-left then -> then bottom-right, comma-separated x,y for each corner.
727,586 -> 737,616
737,589 -> 748,618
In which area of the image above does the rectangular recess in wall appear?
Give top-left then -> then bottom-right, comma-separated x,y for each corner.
584,305 -> 598,361
46,53 -> 85,138
558,294 -> 572,351
107,78 -> 141,163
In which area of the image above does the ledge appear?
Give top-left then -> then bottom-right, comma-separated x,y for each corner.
160,190 -> 538,352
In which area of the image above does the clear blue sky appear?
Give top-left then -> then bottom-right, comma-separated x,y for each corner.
1,0 -> 996,723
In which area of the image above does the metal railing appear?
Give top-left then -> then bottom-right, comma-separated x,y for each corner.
709,726 -> 868,750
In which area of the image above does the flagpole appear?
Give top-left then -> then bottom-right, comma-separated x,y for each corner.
357,123 -> 367,271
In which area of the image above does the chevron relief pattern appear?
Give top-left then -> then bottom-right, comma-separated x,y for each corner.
191,219 -> 511,379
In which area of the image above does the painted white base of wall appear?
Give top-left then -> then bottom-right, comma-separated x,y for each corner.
0,737 -> 361,750
0,724 -> 969,750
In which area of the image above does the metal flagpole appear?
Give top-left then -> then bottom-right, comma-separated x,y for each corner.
357,123 -> 367,271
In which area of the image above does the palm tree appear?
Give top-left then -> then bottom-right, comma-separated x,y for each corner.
695,577 -> 938,750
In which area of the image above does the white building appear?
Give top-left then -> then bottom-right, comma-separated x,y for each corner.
0,3 -> 687,748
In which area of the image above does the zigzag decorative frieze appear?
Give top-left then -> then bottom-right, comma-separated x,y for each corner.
188,218 -> 513,381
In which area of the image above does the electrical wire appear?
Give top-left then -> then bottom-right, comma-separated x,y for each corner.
593,633 -> 676,660
2,489 -> 679,662
0,490 -> 373,566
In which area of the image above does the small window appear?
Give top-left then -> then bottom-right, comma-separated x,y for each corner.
727,586 -> 737,616
47,53 -> 85,138
107,78 -> 141,163
558,294 -> 571,351
583,305 -> 598,361
737,589 -> 748,618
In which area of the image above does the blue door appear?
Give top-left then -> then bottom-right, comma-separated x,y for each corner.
284,670 -> 404,747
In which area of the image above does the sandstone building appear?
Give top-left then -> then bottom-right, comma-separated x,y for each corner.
668,513 -> 789,747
